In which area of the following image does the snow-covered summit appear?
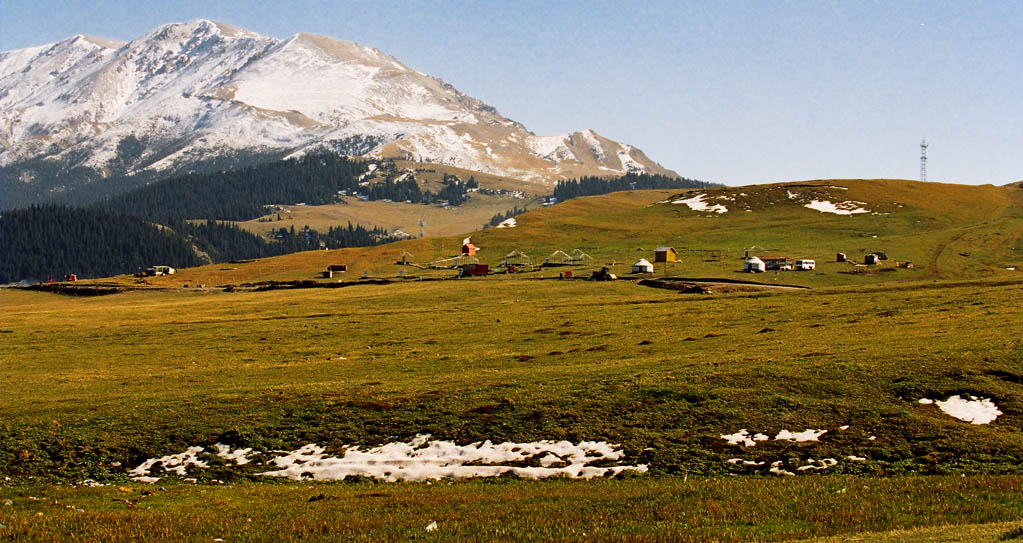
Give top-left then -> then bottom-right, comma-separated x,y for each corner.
1,20 -> 675,204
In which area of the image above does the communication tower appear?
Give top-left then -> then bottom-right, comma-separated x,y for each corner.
418,218 -> 425,238
920,139 -> 928,182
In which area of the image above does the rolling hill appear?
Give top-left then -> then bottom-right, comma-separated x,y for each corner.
3,178 -> 1022,542
107,178 -> 1023,288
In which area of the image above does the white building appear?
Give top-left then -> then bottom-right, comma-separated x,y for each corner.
744,257 -> 766,273
632,258 -> 654,273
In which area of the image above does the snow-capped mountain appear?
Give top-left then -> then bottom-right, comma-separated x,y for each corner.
0,20 -> 676,206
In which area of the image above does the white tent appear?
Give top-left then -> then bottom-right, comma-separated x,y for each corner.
632,258 -> 654,273
744,256 -> 766,273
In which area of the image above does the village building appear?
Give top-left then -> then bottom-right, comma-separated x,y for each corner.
795,259 -> 816,271
654,246 -> 679,263
146,266 -> 176,276
760,257 -> 793,270
632,259 -> 654,273
744,256 -> 766,273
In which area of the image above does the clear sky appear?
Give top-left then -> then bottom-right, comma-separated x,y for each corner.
2,0 -> 1020,186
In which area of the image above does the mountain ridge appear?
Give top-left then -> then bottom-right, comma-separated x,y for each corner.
1,19 -> 677,208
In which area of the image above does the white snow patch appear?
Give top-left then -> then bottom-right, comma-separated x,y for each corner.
214,443 -> 253,465
496,218 -> 517,228
846,455 -> 867,462
258,435 -> 646,482
671,193 -> 728,213
129,436 -> 646,483
129,446 -> 207,480
804,200 -> 870,215
721,429 -> 758,447
838,425 -> 850,430
918,398 -> 934,405
929,395 -> 1002,425
775,429 -> 827,442
769,466 -> 795,476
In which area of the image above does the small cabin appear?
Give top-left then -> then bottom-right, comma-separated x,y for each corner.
64,273 -> 78,282
864,254 -> 880,265
632,258 -> 654,273
462,243 -> 478,256
795,259 -> 816,271
744,257 -> 766,273
461,263 -> 488,277
836,253 -> 847,262
654,246 -> 678,263
146,266 -> 176,276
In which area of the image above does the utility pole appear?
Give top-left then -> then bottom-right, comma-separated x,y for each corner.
920,139 -> 929,182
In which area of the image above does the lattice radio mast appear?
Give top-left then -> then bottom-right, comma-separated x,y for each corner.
920,139 -> 928,182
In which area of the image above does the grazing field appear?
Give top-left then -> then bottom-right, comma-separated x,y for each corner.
108,178 -> 1023,288
3,179 -> 1022,540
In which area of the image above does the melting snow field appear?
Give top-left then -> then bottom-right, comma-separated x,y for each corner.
130,435 -> 647,483
720,428 -> 826,446
920,395 -> 1002,424
670,193 -> 728,213
721,424 -> 873,476
804,200 -> 870,215
496,217 -> 517,228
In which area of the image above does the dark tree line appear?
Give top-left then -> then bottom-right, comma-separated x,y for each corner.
0,206 -> 399,283
553,173 -> 719,202
0,205 -> 202,283
172,220 -> 397,262
97,154 -> 478,222
486,205 -> 527,228
99,153 -> 370,222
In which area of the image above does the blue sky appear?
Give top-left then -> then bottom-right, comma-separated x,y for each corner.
2,0 -> 1020,186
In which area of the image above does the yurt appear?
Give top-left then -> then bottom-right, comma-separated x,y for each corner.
744,256 -> 766,273
632,258 -> 654,273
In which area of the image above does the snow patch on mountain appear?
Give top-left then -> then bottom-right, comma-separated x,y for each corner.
1,19 -> 676,201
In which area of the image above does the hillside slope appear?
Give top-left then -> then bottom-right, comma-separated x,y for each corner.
119,179 -> 1023,288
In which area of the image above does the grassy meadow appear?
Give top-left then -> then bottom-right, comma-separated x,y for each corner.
2,179 -> 1023,540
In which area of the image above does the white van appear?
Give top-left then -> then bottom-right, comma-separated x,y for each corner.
795,259 -> 815,271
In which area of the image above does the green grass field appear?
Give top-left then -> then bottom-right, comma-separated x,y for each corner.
3,179 -> 1022,541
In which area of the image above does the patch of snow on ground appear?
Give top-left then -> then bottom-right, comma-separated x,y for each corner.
258,435 -> 646,482
721,430 -> 755,446
925,395 -> 1002,424
775,429 -> 827,442
671,193 -> 728,213
214,443 -> 253,465
496,218 -> 516,228
129,436 -> 646,483
804,200 -> 870,215
130,446 -> 207,482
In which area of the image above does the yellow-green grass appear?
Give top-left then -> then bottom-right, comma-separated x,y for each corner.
3,275 -> 1021,481
233,191 -> 541,240
1,477 -> 1021,542
5,179 -> 1023,541
87,179 -> 1023,289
